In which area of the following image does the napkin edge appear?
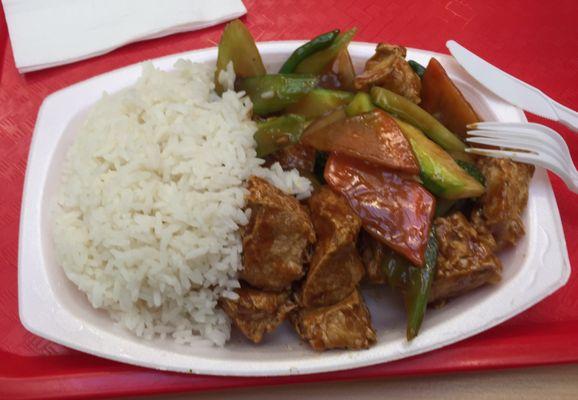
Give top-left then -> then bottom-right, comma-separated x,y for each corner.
15,8 -> 247,73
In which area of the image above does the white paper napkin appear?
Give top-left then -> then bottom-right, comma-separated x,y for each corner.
2,0 -> 246,73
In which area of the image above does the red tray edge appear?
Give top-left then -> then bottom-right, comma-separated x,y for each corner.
3,354 -> 578,400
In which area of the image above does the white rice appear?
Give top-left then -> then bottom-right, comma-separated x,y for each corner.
53,60 -> 312,346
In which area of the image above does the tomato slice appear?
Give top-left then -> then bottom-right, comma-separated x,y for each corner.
301,109 -> 419,174
420,58 -> 480,139
324,153 -> 435,266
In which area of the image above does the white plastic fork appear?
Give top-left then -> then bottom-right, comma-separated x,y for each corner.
466,122 -> 578,193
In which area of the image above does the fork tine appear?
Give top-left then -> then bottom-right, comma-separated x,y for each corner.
465,136 -> 539,153
520,123 -> 572,151
468,128 -> 574,165
467,144 -> 565,173
467,136 -> 572,175
470,122 -> 542,132
465,147 -> 532,159
467,129 -> 568,162
466,135 -> 568,169
474,121 -> 566,139
468,122 -> 525,130
466,147 -> 549,171
470,123 -> 571,153
468,147 -> 574,189
468,128 -> 535,139
465,136 -> 508,147
468,123 -> 578,193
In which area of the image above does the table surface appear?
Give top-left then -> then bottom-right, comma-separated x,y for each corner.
130,364 -> 578,400
1,0 -> 578,399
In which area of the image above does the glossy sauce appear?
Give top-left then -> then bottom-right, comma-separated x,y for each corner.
301,109 -> 419,173
420,58 -> 480,139
324,154 -> 436,266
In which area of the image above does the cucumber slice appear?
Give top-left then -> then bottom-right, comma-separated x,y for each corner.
395,118 -> 484,200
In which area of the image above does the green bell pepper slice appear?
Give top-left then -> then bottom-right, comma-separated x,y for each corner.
279,30 -> 340,74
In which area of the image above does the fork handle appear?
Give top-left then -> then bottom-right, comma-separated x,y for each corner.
551,101 -> 578,132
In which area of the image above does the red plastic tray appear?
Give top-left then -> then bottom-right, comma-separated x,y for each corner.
1,1 -> 578,399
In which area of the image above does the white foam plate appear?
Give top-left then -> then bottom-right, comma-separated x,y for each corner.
18,42 -> 571,376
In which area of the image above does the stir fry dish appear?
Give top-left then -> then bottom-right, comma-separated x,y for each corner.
216,20 -> 534,350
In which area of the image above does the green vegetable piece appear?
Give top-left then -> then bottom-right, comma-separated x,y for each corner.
404,229 -> 438,340
295,28 -> 357,74
345,92 -> 375,117
237,74 -> 320,116
408,60 -> 426,79
456,160 -> 486,186
215,19 -> 266,94
434,160 -> 485,216
380,229 -> 439,340
302,107 -> 347,138
394,118 -> 484,200
279,30 -> 340,74
381,247 -> 412,291
254,114 -> 307,158
286,89 -> 353,119
371,86 -> 466,153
